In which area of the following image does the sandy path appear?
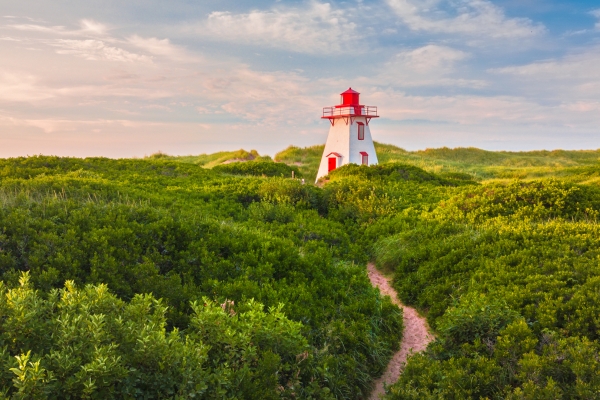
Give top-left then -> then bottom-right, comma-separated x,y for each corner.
367,263 -> 434,400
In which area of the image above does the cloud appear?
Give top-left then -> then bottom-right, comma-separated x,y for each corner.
127,35 -> 197,62
0,72 -> 55,102
128,36 -> 175,56
0,18 -> 327,125
372,89 -> 600,131
187,1 -> 360,54
491,46 -> 600,101
2,9 -> 599,157
80,19 -> 108,35
50,39 -> 152,62
379,45 -> 486,87
6,19 -> 108,36
7,24 -> 68,34
386,0 -> 545,39
591,9 -> 600,29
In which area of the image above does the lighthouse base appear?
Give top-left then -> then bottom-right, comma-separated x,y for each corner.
316,116 -> 378,182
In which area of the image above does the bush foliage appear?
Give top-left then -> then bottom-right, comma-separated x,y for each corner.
212,160 -> 300,178
367,176 -> 600,398
3,146 -> 600,399
0,155 -> 402,399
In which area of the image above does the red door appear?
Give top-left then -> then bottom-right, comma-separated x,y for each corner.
328,157 -> 337,172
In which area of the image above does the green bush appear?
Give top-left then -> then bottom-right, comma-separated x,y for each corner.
0,155 -> 404,399
327,163 -> 445,184
0,273 -> 313,399
213,161 -> 301,178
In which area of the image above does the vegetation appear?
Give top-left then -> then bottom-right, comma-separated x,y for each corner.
147,149 -> 266,168
363,174 -> 600,398
2,143 -> 600,398
274,144 -> 600,397
0,155 -> 402,399
213,160 -> 300,178
274,143 -> 600,183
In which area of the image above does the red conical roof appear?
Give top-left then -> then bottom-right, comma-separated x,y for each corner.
341,87 -> 360,95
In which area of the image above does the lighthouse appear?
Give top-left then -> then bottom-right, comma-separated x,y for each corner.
316,88 -> 379,182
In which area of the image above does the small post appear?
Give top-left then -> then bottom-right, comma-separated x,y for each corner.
292,171 -> 295,179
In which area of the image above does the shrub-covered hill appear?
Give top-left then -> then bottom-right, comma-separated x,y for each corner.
368,179 -> 600,398
146,148 -> 267,168
274,143 -> 600,183
0,155 -> 403,399
4,148 -> 600,399
148,144 -> 600,183
212,160 -> 301,178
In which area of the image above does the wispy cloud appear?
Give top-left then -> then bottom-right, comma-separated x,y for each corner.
7,24 -> 68,34
2,1 -> 600,156
491,46 -> 600,101
79,19 -> 109,35
0,72 -> 55,102
379,45 -> 486,87
6,19 -> 108,36
0,18 -> 330,126
50,39 -> 152,62
386,0 -> 545,40
185,1 -> 361,54
591,9 -> 600,29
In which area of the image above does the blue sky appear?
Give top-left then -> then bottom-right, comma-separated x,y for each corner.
1,0 -> 600,157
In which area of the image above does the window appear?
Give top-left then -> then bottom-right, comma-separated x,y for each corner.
360,152 -> 368,166
357,122 -> 364,140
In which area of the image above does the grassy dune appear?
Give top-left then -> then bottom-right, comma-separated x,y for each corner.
275,143 -> 600,183
149,143 -> 600,184
146,149 -> 267,168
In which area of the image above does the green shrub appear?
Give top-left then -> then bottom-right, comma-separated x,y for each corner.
0,273 -> 313,399
213,161 -> 301,178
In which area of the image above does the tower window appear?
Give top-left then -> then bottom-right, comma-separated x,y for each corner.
360,152 -> 368,166
357,122 -> 364,140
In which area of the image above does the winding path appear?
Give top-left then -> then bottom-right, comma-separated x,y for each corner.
367,263 -> 434,400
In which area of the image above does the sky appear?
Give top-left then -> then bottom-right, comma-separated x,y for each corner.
1,0 -> 600,158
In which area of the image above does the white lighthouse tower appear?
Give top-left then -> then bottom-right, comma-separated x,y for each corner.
316,88 -> 379,182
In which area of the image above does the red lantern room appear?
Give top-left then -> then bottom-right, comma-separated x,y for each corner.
340,88 -> 360,106
322,87 -> 378,126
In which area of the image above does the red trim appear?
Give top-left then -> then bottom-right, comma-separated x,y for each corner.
359,151 -> 368,156
326,152 -> 342,157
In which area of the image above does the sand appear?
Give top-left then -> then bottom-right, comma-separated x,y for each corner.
367,263 -> 434,400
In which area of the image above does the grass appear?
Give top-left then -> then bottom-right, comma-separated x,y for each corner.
147,143 -> 600,184
146,149 -> 264,168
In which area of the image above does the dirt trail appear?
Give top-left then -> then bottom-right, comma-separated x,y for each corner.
367,263 -> 434,400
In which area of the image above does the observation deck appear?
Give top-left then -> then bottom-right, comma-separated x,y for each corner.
322,105 -> 378,118
321,87 -> 379,125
